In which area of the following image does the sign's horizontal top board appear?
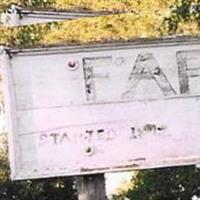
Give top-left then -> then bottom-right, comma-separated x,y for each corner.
2,36 -> 200,180
1,4 -> 117,27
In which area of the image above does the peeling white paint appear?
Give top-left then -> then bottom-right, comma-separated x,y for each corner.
2,38 -> 200,180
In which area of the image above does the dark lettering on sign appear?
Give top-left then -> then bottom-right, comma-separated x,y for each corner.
59,133 -> 70,144
122,53 -> 176,99
39,132 -> 71,145
83,62 -> 96,101
82,50 -> 200,102
81,128 -> 115,141
40,134 -> 47,141
177,50 -> 200,94
130,124 -> 166,139
39,124 -> 167,145
50,133 -> 59,145
81,130 -> 93,141
83,56 -> 112,102
39,128 -> 117,145
85,130 -> 93,136
130,127 -> 137,139
177,51 -> 189,94
143,124 -> 157,133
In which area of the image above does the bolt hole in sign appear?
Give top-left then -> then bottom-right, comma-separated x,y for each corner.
1,37 -> 200,180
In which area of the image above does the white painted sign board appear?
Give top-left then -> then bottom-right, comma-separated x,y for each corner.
2,37 -> 200,180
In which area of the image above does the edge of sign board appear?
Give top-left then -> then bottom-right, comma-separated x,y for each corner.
0,48 -> 22,180
20,7 -> 117,16
1,4 -> 121,27
2,35 -> 200,180
8,36 -> 200,56
13,156 -> 200,180
14,7 -> 118,20
5,4 -> 119,15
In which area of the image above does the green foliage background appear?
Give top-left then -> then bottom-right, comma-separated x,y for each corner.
1,0 -> 200,200
1,0 -> 200,47
112,166 -> 200,200
0,134 -> 77,200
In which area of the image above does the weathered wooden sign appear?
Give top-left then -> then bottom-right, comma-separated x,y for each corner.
1,5 -> 115,27
1,37 -> 200,180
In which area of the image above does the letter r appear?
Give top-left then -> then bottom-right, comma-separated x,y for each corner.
177,50 -> 200,94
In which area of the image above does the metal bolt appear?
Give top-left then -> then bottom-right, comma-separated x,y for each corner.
84,146 -> 95,156
67,61 -> 79,70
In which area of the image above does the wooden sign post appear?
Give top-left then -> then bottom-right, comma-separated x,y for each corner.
76,174 -> 106,200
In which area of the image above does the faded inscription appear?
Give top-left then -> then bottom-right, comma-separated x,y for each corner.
83,50 -> 200,103
83,56 -> 112,102
39,123 -> 167,145
122,53 -> 176,99
177,50 -> 200,94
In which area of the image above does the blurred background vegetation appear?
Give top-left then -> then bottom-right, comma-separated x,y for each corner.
1,0 -> 200,199
1,0 -> 200,47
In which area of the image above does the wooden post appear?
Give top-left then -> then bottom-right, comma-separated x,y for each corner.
76,174 -> 107,200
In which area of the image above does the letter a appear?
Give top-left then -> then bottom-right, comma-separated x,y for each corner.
122,53 -> 176,99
